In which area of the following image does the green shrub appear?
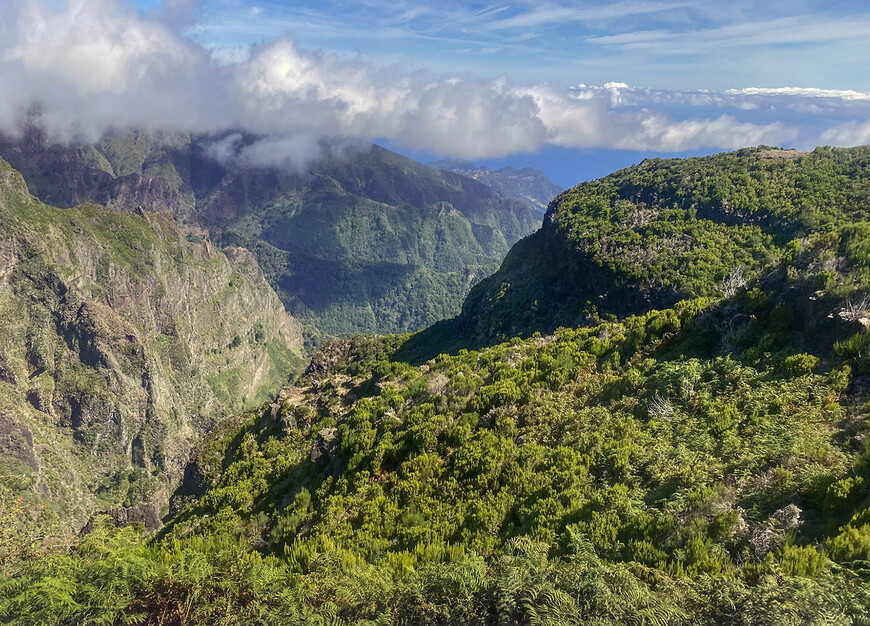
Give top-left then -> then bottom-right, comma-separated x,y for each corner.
783,353 -> 819,376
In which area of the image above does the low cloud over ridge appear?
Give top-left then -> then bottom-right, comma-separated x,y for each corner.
0,0 -> 867,168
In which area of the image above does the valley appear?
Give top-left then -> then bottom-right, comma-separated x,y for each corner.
4,146 -> 870,624
3,0 -> 869,622
0,129 -> 544,343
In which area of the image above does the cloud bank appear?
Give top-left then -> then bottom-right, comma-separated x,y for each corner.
0,0 -> 867,168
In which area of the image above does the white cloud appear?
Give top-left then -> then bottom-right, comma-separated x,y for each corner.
0,0 -> 865,167
516,85 -> 795,152
727,87 -> 870,102
570,83 -> 870,122
821,122 -> 870,147
630,114 -> 796,152
5,0 -> 195,95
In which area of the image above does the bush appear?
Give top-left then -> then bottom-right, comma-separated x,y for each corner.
783,353 -> 819,376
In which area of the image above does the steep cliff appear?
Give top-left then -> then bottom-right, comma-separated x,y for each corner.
0,158 -> 305,543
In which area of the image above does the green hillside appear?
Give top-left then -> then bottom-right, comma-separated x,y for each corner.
5,146 -> 870,624
0,158 -> 305,554
417,146 -> 870,351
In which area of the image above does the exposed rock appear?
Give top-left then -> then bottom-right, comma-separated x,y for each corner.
0,245 -> 17,285
771,503 -> 803,530
277,405 -> 298,435
427,372 -> 449,395
732,508 -> 750,539
0,413 -> 38,474
749,504 -> 803,556
304,340 -> 355,379
749,527 -> 781,557
311,427 -> 339,463
0,156 -> 306,539
82,491 -> 168,534
224,245 -> 264,282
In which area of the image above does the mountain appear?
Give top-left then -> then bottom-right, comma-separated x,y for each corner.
428,158 -> 563,215
216,143 -> 541,340
0,126 -> 197,222
6,145 -> 870,623
0,157 -> 305,548
0,128 -> 542,342
404,146 -> 870,355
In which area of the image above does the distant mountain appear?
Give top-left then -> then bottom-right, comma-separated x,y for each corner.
0,129 -> 542,342
0,157 -> 304,542
428,158 -> 562,215
0,126 -> 197,222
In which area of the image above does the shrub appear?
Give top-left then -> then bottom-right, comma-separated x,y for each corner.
783,353 -> 819,376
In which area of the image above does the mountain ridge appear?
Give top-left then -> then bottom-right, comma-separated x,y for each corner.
399,146 -> 870,359
428,158 -> 563,215
0,129 -> 544,341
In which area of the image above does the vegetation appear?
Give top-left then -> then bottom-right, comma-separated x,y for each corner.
192,142 -> 542,340
6,277 -> 870,620
1,129 -> 542,341
0,158 -> 305,548
443,146 -> 870,347
5,146 -> 870,623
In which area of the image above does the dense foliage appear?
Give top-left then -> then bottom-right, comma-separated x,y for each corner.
7,278 -> 870,622
5,146 -> 870,623
445,146 -> 870,347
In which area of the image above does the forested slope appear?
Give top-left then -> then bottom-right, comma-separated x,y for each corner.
5,147 -> 870,624
419,146 -> 870,351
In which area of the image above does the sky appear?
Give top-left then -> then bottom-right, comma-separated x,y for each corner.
177,0 -> 870,91
1,0 -> 869,186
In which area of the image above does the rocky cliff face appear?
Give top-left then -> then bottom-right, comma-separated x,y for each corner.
0,158 -> 305,541
0,126 -> 195,221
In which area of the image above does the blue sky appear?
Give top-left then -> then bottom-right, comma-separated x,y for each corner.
2,0 -> 869,187
171,0 -> 870,91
